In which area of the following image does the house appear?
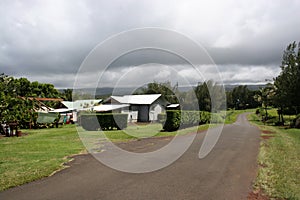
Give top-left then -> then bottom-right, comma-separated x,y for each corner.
93,104 -> 130,113
106,94 -> 168,122
61,99 -> 103,111
59,99 -> 103,122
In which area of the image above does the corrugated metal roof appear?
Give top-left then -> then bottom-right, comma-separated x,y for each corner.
167,104 -> 180,108
62,99 -> 102,110
111,94 -> 161,105
93,104 -> 129,112
49,108 -> 75,113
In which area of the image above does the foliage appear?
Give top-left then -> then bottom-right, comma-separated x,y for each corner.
194,80 -> 226,112
162,110 -> 214,131
80,113 -> 128,131
134,81 -> 179,104
253,84 -> 276,120
274,41 -> 300,115
227,85 -> 260,110
61,88 -> 73,101
0,73 -> 62,128
163,110 -> 182,131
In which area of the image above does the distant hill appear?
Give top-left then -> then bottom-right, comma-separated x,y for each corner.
224,84 -> 266,91
62,84 -> 266,97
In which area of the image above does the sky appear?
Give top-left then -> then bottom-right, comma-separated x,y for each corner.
0,0 -> 300,88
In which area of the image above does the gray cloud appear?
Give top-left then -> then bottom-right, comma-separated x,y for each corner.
0,0 -> 299,88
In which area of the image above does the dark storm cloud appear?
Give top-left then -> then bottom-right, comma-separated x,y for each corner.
0,0 -> 299,87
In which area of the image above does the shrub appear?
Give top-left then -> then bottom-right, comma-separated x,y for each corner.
80,113 -> 128,131
162,110 -> 225,132
163,110 -> 181,131
200,111 -> 211,124
181,111 -> 200,128
210,113 -> 224,123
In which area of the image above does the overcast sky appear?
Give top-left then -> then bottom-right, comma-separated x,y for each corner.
1,0 -> 300,88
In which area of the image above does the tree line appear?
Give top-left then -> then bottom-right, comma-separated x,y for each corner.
135,41 -> 300,121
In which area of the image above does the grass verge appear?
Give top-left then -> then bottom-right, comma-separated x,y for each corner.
0,125 -> 84,191
248,113 -> 300,199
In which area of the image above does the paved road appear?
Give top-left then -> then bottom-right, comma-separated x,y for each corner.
0,113 -> 261,200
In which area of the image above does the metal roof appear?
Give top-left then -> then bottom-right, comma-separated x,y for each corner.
167,104 -> 180,108
49,108 -> 75,113
111,94 -> 161,105
93,104 -> 129,112
62,99 -> 102,110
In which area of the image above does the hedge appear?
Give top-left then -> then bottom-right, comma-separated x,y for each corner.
162,110 -> 224,131
163,110 -> 202,131
80,113 -> 128,131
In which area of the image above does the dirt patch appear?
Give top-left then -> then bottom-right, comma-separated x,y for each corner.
248,190 -> 269,200
261,135 -> 274,140
261,130 -> 275,134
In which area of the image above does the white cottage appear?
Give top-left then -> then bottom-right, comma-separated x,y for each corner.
107,94 -> 168,122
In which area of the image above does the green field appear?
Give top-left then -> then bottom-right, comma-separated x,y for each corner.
248,113 -> 300,199
0,125 -> 84,191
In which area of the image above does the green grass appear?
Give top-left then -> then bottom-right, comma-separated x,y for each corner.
0,125 -> 84,191
256,107 -> 296,126
248,113 -> 300,199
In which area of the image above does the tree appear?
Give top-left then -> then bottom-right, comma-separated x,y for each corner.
194,81 -> 211,111
194,80 -> 226,112
0,74 -> 62,128
254,83 -> 275,120
135,81 -> 179,104
61,89 -> 73,101
274,41 -> 300,114
227,85 -> 259,110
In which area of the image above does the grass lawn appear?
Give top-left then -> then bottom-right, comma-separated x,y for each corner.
248,113 -> 300,199
0,125 -> 84,191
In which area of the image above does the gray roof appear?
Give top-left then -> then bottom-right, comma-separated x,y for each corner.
62,99 -> 102,110
167,104 -> 180,108
93,104 -> 129,112
111,94 -> 162,105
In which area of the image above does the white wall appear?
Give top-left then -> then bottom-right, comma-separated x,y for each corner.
121,110 -> 138,122
149,104 -> 164,121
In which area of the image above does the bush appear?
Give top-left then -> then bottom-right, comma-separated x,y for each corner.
162,110 -> 224,132
200,111 -> 211,124
163,110 -> 181,131
80,113 -> 128,131
181,111 -> 201,128
210,113 -> 224,123
163,110 -> 210,131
